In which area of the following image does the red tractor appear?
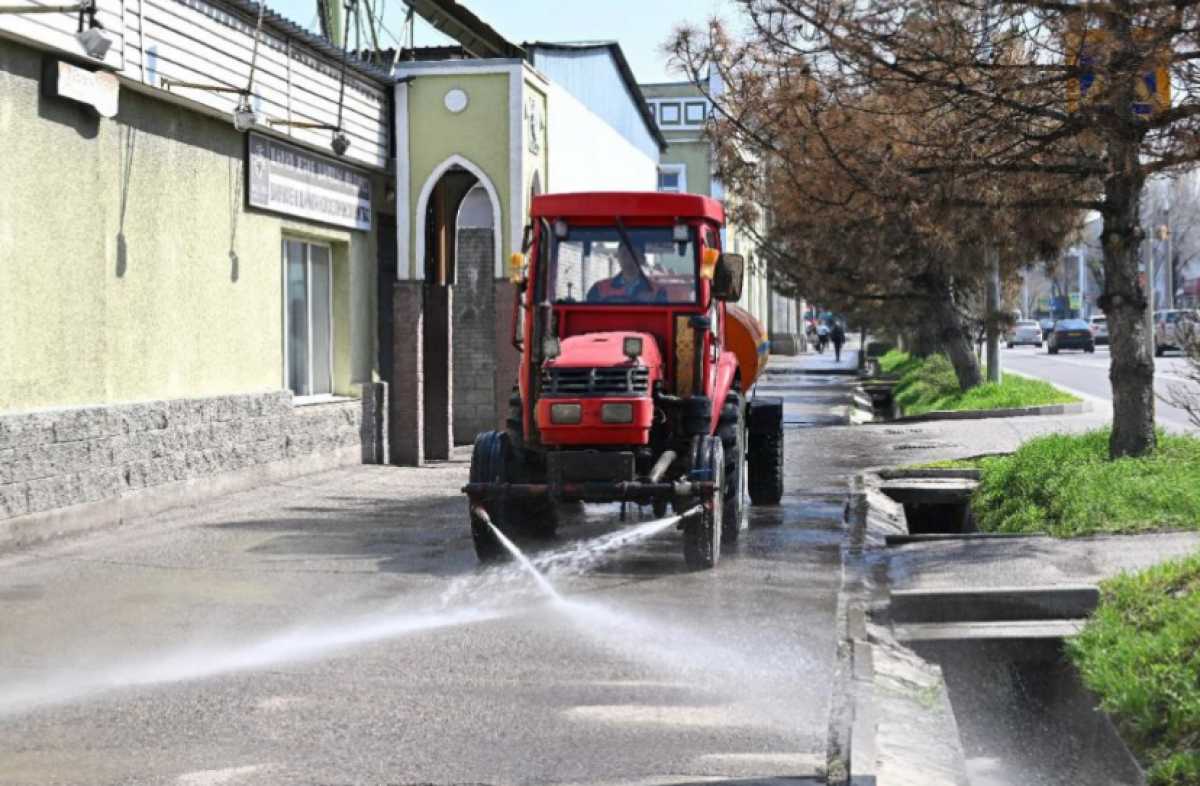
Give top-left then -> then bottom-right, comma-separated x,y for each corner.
463,192 -> 784,569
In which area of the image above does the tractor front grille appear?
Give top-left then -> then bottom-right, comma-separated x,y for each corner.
541,366 -> 650,397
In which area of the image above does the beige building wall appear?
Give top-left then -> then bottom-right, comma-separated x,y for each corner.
0,40 -> 379,412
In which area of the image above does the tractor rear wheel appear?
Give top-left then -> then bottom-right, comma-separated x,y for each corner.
683,436 -> 723,570
747,398 -> 784,505
718,393 -> 747,544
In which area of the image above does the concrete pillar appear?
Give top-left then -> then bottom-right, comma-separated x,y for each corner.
494,278 -> 521,431
360,381 -> 388,464
423,285 -> 453,460
390,281 -> 424,466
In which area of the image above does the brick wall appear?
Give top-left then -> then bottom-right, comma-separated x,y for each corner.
453,228 -> 497,444
0,391 -> 360,522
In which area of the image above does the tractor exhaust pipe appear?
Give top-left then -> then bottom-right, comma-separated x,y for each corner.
647,450 -> 677,483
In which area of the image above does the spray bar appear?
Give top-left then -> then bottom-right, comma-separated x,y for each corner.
463,479 -> 714,505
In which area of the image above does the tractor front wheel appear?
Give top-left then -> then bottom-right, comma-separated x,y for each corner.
468,431 -> 557,563
718,392 -> 747,545
683,436 -> 723,570
469,431 -> 513,562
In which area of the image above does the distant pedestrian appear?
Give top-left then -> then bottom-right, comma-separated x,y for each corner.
816,321 -> 830,353
831,321 -> 846,362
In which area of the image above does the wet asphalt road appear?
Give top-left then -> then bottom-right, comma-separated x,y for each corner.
0,361 -> 853,786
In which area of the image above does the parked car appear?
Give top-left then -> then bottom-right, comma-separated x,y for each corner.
1006,320 -> 1043,348
1154,309 -> 1200,356
1048,319 -> 1096,354
1088,315 -> 1109,345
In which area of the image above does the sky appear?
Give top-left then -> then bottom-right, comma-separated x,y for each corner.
267,0 -> 739,83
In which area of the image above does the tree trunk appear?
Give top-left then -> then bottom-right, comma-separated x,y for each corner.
928,277 -> 982,391
1101,147 -> 1157,458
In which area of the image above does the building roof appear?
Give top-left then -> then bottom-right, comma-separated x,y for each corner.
527,41 -> 667,153
221,0 -> 394,85
407,0 -> 526,59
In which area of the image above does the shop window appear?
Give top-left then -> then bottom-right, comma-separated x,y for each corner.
658,164 -> 687,193
659,102 -> 681,125
685,102 -> 706,124
284,239 -> 334,397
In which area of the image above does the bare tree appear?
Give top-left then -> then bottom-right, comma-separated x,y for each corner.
1160,317 -> 1200,425
671,1 -> 1200,458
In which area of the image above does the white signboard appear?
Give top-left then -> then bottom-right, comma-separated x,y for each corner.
247,133 -> 371,231
44,60 -> 120,117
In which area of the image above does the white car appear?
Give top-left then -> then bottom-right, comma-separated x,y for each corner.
1006,320 -> 1043,348
1088,315 -> 1108,345
1154,309 -> 1200,356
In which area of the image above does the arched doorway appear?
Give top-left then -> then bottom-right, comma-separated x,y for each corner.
413,157 -> 502,458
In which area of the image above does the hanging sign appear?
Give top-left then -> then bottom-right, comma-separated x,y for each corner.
42,60 -> 119,118
247,133 -> 371,231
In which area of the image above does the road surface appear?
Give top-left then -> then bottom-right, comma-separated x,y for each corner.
0,356 -> 861,786
1000,344 -> 1198,431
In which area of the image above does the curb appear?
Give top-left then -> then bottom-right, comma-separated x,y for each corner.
888,400 -> 1091,423
826,474 -> 972,785
889,585 -> 1100,624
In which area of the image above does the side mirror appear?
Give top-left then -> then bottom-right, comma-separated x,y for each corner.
711,253 -> 745,302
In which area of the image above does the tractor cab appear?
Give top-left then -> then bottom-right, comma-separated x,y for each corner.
463,192 -> 784,570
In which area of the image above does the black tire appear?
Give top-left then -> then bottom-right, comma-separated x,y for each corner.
468,431 -> 512,563
1155,344 -> 1165,357
718,393 -> 747,545
683,436 -> 723,570
503,390 -> 558,540
747,398 -> 784,506
1049,345 -> 1058,355
1007,342 -> 1014,349
468,431 -> 556,564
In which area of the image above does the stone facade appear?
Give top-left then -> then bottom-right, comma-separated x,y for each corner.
0,391 -> 360,522
453,228 -> 498,444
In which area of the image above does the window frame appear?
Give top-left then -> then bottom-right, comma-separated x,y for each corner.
281,238 -> 336,401
658,101 -> 682,125
547,224 -> 701,307
684,101 -> 706,124
657,163 -> 688,193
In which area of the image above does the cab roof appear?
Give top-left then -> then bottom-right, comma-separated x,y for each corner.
531,192 -> 725,224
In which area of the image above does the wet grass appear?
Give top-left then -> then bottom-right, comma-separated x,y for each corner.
1067,554 -> 1200,786
878,351 -> 1078,416
972,428 -> 1200,536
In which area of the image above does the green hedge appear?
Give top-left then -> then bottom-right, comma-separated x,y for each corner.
1067,555 -> 1200,785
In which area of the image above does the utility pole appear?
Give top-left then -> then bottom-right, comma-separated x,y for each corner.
1078,248 -> 1087,318
986,246 -> 1001,382
980,0 -> 1001,383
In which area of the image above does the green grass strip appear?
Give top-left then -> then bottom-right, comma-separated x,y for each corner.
879,351 -> 1078,416
972,428 -> 1200,536
1067,555 -> 1200,786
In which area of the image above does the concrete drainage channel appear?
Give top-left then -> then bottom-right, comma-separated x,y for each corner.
828,469 -> 1145,786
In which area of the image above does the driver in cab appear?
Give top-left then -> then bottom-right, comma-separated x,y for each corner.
587,244 -> 664,304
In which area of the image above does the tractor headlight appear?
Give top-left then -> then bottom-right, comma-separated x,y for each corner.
622,336 -> 643,360
550,403 -> 582,424
600,403 -> 634,424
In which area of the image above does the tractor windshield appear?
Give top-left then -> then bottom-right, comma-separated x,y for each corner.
548,225 -> 697,305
